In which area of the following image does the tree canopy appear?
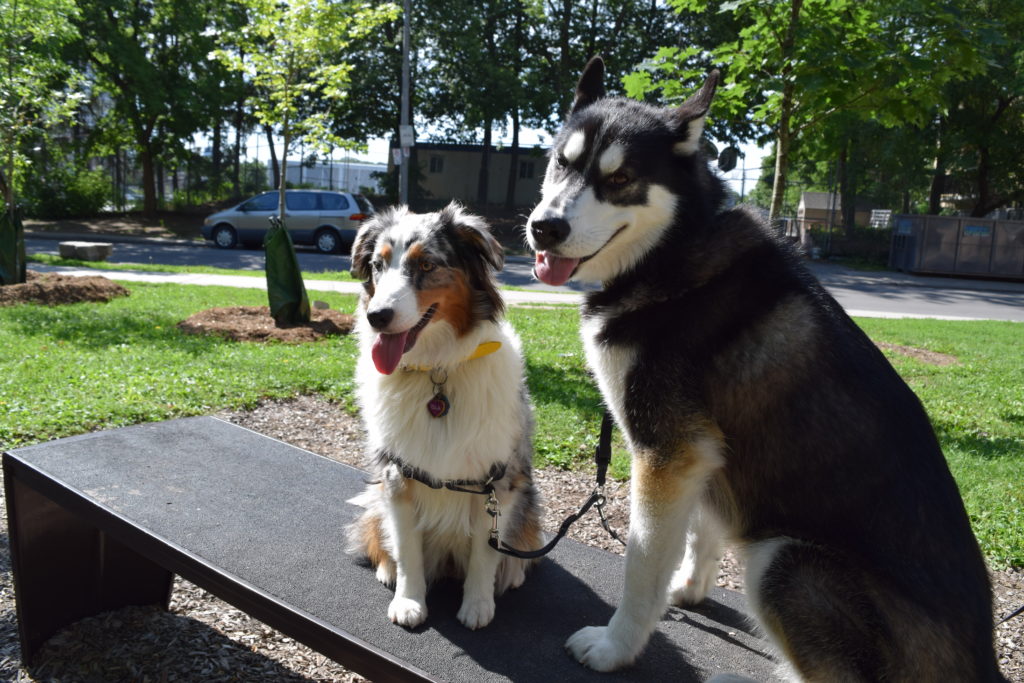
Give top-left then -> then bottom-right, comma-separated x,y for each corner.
4,0 -> 1022,223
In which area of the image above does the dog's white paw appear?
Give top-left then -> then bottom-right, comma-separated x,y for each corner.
457,595 -> 495,630
375,561 -> 396,587
669,566 -> 714,606
388,596 -> 427,628
565,625 -> 636,671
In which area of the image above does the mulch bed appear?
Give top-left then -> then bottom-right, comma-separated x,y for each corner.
177,306 -> 355,343
0,270 -> 129,306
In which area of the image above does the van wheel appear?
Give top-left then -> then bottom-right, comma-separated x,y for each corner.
315,228 -> 341,254
212,224 -> 238,249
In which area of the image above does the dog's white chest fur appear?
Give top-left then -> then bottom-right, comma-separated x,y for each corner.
581,315 -> 636,447
356,319 -> 526,482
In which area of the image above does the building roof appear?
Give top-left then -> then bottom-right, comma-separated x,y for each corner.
799,192 -> 842,211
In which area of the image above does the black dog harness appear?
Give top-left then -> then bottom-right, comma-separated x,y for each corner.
382,411 -> 625,559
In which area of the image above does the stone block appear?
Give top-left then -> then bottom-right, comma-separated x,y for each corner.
58,241 -> 113,261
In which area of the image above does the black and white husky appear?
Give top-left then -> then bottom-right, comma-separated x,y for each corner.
527,57 -> 1002,681
347,203 -> 541,630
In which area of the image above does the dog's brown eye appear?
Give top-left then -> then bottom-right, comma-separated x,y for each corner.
421,261 -> 435,272
608,172 -> 630,186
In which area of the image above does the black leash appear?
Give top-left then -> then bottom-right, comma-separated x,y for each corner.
997,603 -> 1024,626
488,410 -> 626,558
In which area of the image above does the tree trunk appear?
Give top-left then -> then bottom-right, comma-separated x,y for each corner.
477,123 -> 492,205
232,107 -> 243,200
768,120 -> 791,225
265,124 -> 280,191
928,162 -> 946,215
140,144 -> 158,215
838,145 -> 855,236
505,0 -> 524,210
767,0 -> 803,226
505,108 -> 521,209
279,115 -> 289,224
556,0 -> 574,119
971,145 -> 992,218
928,119 -> 946,215
212,124 -> 222,192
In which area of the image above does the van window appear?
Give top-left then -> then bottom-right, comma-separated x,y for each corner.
320,193 -> 351,211
286,192 -> 319,211
354,194 -> 375,214
242,193 -> 277,211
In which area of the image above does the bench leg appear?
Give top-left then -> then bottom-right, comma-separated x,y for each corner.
5,467 -> 174,665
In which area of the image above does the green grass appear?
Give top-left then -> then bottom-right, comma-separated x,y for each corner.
27,252 -> 360,282
0,283 -> 361,448
1,285 -> 1021,567
857,318 -> 1024,568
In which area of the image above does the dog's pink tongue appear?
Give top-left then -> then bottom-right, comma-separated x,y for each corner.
371,331 -> 410,375
534,251 -> 579,286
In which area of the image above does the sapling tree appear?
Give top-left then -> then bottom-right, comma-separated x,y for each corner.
211,0 -> 397,325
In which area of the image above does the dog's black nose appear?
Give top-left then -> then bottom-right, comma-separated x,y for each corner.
530,216 -> 571,249
366,308 -> 394,330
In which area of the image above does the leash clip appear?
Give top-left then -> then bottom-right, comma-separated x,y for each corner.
487,490 -> 500,539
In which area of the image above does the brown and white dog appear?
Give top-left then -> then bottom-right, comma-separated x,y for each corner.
526,58 -> 1003,681
346,202 -> 542,630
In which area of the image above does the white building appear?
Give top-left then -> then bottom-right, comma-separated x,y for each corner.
274,158 -> 387,194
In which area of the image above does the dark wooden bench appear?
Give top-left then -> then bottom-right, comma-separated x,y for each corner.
4,416 -> 778,681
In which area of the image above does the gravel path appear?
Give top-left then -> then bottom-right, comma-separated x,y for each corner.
1,395 -> 1020,681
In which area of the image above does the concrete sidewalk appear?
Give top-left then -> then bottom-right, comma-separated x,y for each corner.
28,263 -> 581,307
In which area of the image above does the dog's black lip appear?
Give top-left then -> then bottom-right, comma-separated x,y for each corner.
573,224 -> 628,273
402,303 -> 438,352
412,303 -> 438,332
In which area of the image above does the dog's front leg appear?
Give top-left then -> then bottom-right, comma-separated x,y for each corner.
456,494 -> 504,629
382,464 -> 428,628
567,438 -> 722,671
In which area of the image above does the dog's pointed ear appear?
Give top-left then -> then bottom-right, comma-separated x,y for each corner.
350,210 -> 392,279
672,70 -> 720,156
441,201 -> 504,272
571,56 -> 606,114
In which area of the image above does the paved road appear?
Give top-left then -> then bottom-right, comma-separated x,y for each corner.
25,234 -> 1024,321
26,236 -> 589,294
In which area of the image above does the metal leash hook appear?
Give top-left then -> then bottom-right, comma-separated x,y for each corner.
486,489 -> 501,541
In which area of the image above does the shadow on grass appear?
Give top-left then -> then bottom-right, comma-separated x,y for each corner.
525,359 -> 603,418
2,304 -> 226,353
935,424 -> 1024,462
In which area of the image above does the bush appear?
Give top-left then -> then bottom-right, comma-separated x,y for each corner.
25,167 -> 112,218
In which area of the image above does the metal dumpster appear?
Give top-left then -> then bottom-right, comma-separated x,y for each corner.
889,215 -> 1024,279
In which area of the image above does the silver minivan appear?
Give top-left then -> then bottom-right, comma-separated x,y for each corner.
201,190 -> 374,253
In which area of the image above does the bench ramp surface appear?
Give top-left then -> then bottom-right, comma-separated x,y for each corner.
4,416 -> 779,681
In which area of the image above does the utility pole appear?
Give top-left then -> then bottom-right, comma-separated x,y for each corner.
399,0 -> 411,205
